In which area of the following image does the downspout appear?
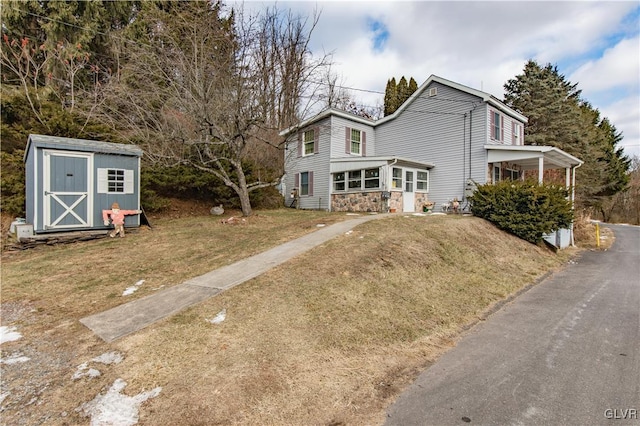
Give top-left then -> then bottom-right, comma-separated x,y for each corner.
463,113 -> 467,198
570,162 -> 582,247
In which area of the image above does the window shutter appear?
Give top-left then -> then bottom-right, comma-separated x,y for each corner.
512,122 -> 516,145
345,127 -> 351,154
362,131 -> 367,156
294,173 -> 299,189
97,168 -> 108,193
490,111 -> 495,139
297,132 -> 302,157
500,116 -> 504,141
124,170 -> 134,194
313,126 -> 319,154
521,125 -> 525,145
309,171 -> 314,196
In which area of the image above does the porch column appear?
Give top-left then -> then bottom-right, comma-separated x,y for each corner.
565,167 -> 571,190
538,156 -> 544,184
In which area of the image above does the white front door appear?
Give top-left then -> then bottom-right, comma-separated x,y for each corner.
43,150 -> 93,230
403,170 -> 415,212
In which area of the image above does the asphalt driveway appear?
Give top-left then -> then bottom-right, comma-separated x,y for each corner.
385,223 -> 640,426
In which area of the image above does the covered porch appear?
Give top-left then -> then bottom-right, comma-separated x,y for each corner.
485,145 -> 584,249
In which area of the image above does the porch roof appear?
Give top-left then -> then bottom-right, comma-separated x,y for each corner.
484,145 -> 583,170
330,156 -> 435,173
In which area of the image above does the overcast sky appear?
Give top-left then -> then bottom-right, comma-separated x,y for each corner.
238,1 -> 640,159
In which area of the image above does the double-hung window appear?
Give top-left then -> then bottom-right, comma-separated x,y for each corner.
303,129 -> 315,155
333,172 -> 345,191
491,111 -> 503,141
364,168 -> 380,189
416,171 -> 429,191
300,172 -> 310,195
350,129 -> 361,155
513,122 -> 522,145
348,170 -> 362,189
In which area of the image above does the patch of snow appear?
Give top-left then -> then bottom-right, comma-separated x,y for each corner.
92,351 -> 124,365
431,212 -> 446,215
1,352 -> 30,364
412,213 -> 426,217
123,280 -> 146,296
0,392 -> 9,405
78,378 -> 161,426
345,230 -> 353,235
151,285 -> 165,291
316,224 -> 326,227
345,213 -> 361,216
207,309 -> 226,325
0,326 -> 22,344
73,362 -> 101,380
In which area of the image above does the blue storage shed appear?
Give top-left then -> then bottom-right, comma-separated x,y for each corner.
24,134 -> 143,234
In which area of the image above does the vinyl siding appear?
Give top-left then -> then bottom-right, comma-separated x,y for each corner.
376,82 -> 487,208
487,107 -> 525,146
284,117 -> 332,210
329,116 -> 376,158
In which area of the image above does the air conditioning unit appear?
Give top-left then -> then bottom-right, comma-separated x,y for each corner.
428,87 -> 438,97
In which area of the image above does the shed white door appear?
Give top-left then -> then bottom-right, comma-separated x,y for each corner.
403,170 -> 415,212
43,150 -> 93,230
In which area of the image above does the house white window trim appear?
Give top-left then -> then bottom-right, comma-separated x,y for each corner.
493,164 -> 501,183
513,122 -> 522,146
350,128 -> 362,155
391,167 -> 403,190
300,171 -> 310,196
491,110 -> 504,142
97,168 -> 134,194
416,170 -> 430,192
333,167 -> 381,192
333,172 -> 345,191
303,129 -> 315,156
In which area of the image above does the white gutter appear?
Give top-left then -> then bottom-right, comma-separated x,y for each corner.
570,162 -> 582,247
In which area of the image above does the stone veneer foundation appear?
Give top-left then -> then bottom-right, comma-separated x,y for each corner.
331,191 -> 432,213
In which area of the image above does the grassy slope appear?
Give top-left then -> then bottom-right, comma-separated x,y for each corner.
1,211 -> 576,425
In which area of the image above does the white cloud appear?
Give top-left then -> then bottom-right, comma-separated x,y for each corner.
570,36 -> 640,93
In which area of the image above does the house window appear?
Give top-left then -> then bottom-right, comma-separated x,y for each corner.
97,168 -> 134,194
364,168 -> 380,189
300,171 -> 310,195
491,111 -> 503,141
493,165 -> 501,183
416,171 -> 429,191
392,167 -> 402,189
505,168 -> 520,181
333,172 -> 345,191
513,123 -> 522,145
405,171 -> 414,192
350,129 -> 361,155
348,170 -> 362,189
303,129 -> 315,155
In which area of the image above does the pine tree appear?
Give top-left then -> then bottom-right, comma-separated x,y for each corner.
408,77 -> 418,99
396,76 -> 409,108
503,60 -> 630,213
384,77 -> 398,116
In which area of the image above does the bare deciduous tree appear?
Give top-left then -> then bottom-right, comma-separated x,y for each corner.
96,1 -> 330,216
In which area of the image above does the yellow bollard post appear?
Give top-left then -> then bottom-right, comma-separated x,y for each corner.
595,222 -> 600,248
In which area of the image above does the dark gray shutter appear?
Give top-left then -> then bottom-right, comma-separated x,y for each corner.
345,127 -> 351,154
313,126 -> 319,154
297,132 -> 302,157
309,171 -> 314,196
362,131 -> 367,156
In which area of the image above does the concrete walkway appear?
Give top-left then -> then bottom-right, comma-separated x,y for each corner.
80,214 -> 388,342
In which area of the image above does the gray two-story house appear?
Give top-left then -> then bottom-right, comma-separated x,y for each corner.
280,75 -> 582,215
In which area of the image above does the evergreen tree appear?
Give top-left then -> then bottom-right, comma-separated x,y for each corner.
408,77 -> 418,98
384,77 -> 398,116
503,60 -> 630,213
396,76 -> 408,108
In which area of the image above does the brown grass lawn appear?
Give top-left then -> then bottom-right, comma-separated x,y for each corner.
0,208 -> 596,425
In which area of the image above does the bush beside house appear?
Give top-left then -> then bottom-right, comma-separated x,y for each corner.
469,180 -> 574,244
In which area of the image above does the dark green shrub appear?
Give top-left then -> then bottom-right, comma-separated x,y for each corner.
469,180 -> 574,244
0,150 -> 26,217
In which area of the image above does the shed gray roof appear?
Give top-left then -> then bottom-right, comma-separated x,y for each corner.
25,134 -> 143,159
